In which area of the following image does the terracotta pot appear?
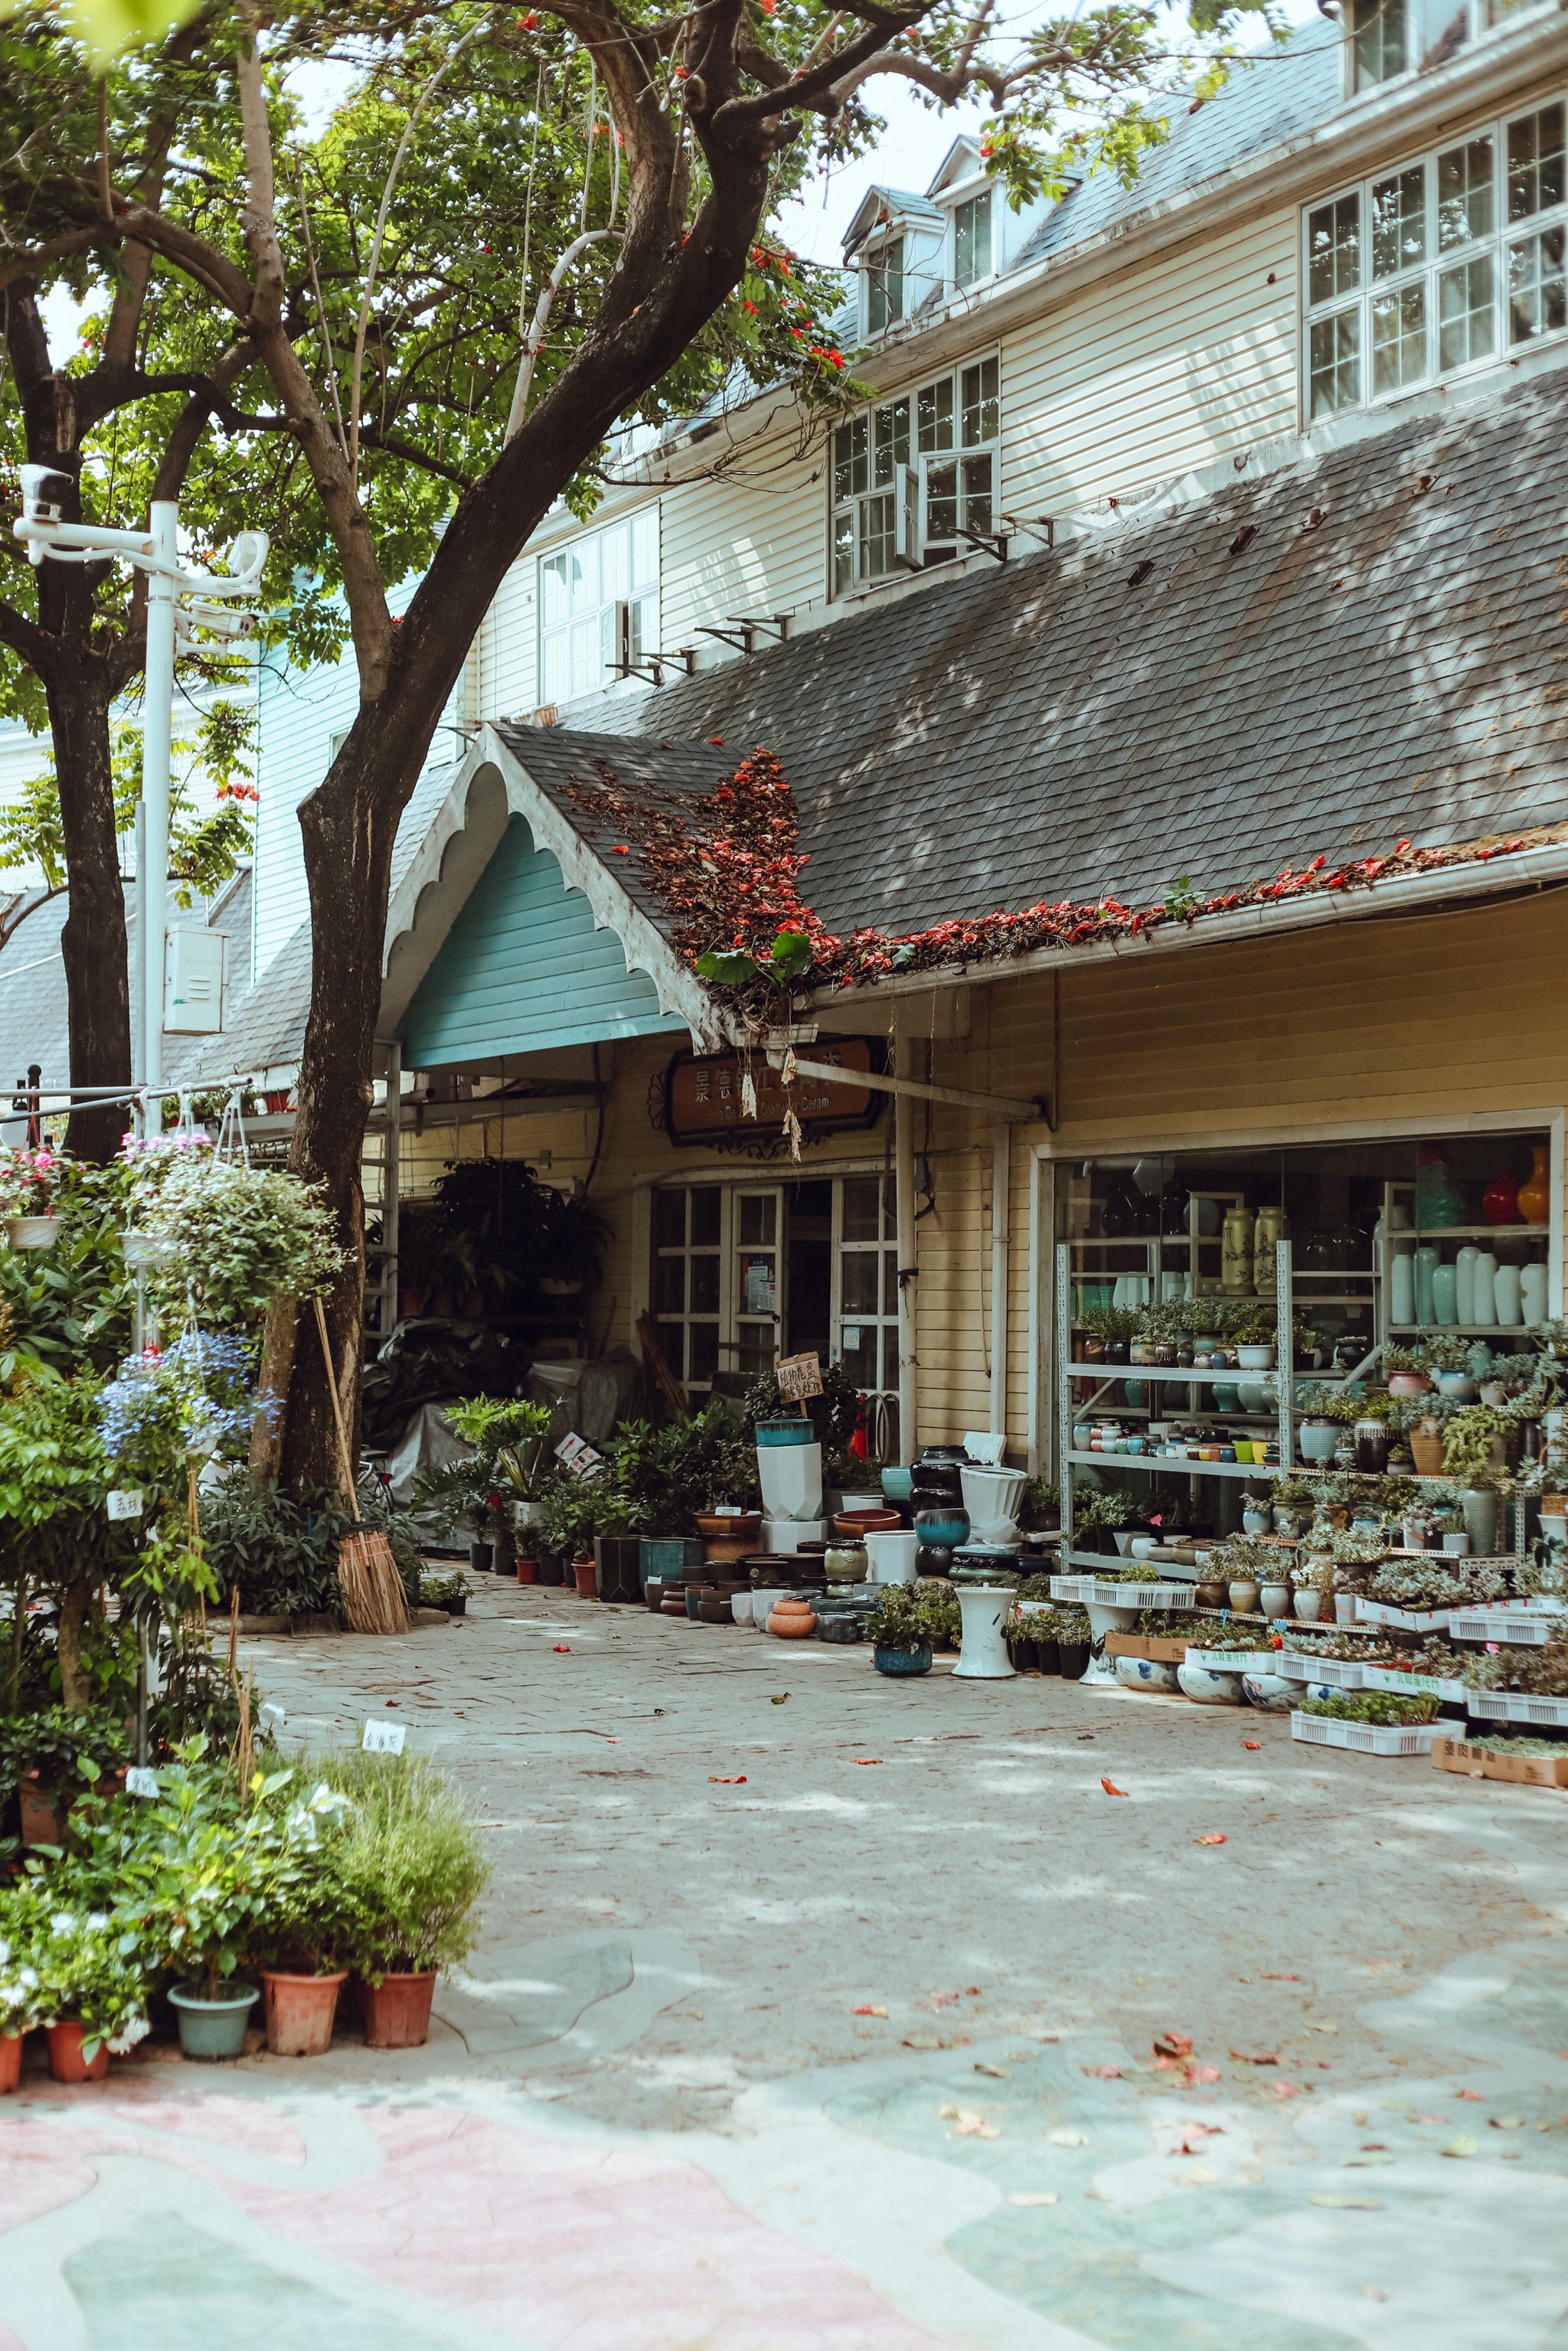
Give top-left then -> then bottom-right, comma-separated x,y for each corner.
46,2020 -> 107,2083
1410,1423 -> 1448,1477
398,1285 -> 429,1318
515,1557 -> 537,1583
572,1555 -> 597,1596
660,1595 -> 688,1616
430,1288 -> 456,1318
834,1508 -> 900,1536
18,1776 -> 62,1849
364,1971 -> 437,2050
696,1512 -> 762,1564
768,1598 -> 817,1638
0,2030 -> 21,2094
260,1969 -> 347,2056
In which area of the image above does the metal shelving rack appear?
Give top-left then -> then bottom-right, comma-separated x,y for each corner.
1056,1236 -> 1380,1572
1374,1177 -> 1553,1340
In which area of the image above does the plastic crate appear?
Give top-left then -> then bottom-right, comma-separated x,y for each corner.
1050,1577 -> 1192,1609
1449,1612 -> 1555,1647
1354,1598 -> 1454,1634
1291,1711 -> 1439,1757
1276,1652 -> 1366,1687
1362,1664 -> 1471,1706
1468,1690 -> 1568,1728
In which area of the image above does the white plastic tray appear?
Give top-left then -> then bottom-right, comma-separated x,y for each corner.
1275,1651 -> 1366,1687
1468,1690 -> 1568,1727
1449,1612 -> 1555,1646
1361,1664 -> 1470,1706
1049,1577 -> 1193,1609
1291,1712 -> 1439,1757
1355,1598 -> 1453,1633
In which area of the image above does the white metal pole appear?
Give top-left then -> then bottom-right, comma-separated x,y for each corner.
132,796 -> 147,1088
141,500 -> 179,1089
989,1119 -> 1011,1442
894,1076 -> 918,1466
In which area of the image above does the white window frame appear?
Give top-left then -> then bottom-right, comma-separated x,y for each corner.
952,185 -> 995,292
863,235 -> 906,339
537,506 -> 659,710
1301,93 -> 1568,424
830,354 -> 1001,598
1342,0 -> 1550,99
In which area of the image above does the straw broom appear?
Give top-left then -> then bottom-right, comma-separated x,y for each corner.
313,1295 -> 408,1636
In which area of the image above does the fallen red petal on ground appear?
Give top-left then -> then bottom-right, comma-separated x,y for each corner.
1101,1779 -> 1129,1796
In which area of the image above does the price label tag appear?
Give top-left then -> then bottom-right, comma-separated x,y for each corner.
362,1719 -> 407,1755
554,1432 -> 603,1481
257,1702 -> 287,1735
106,1489 -> 144,1522
125,1767 -> 160,1798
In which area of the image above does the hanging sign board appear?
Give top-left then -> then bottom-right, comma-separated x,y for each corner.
554,1432 -> 603,1482
776,1352 -> 824,1403
661,1037 -> 885,1147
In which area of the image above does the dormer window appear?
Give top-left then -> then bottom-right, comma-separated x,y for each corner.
954,190 -> 992,289
866,237 -> 904,335
1349,0 -> 1406,90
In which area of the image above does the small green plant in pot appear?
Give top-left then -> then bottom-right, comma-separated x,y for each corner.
5,1885 -> 152,2079
312,1749 -> 488,2049
865,1585 -> 935,1675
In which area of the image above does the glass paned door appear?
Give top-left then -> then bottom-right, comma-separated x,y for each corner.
653,1184 -> 723,1396
833,1174 -> 900,1454
735,1189 -> 784,1376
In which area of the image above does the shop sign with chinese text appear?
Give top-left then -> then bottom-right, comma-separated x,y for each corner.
661,1038 -> 884,1147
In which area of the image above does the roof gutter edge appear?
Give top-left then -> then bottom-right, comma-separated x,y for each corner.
805,839 -> 1568,1008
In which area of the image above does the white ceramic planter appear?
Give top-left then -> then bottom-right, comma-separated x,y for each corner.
752,1589 -> 787,1631
731,1592 -> 753,1625
959,1464 -> 1025,1546
1236,1344 -> 1276,1370
7,1215 -> 59,1249
864,1530 -> 918,1585
1293,1587 -> 1324,1622
757,1442 -> 824,1523
952,1587 -> 1015,1679
1083,1599 -> 1136,1687
1115,1655 -> 1179,1693
1177,1663 -> 1242,1705
1259,1583 -> 1291,1619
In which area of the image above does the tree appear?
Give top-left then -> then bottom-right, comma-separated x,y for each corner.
3,0 -> 1271,1486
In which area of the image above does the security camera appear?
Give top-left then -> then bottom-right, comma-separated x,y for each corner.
18,465 -> 73,524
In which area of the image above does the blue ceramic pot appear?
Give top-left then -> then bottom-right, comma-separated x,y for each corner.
874,1643 -> 933,1677
756,1416 -> 817,1448
880,1466 -> 913,1503
913,1505 -> 969,1551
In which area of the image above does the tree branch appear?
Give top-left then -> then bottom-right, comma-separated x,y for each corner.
710,9 -> 926,131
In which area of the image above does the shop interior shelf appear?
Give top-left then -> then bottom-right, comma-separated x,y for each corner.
1388,1323 -> 1547,1337
1398,1224 -> 1551,1241
1066,1363 -> 1354,1383
1067,1451 -> 1273,1481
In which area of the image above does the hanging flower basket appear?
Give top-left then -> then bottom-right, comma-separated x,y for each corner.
7,1215 -> 60,1250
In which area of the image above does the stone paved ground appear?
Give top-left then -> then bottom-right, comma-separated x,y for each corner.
5,1575 -> 1568,2349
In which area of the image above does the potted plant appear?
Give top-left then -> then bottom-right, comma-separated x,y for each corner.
865,1585 -> 934,1676
26,1898 -> 151,2082
5,1706 -> 134,1850
139,1154 -> 344,1331
1423,1334 -> 1479,1400
313,1749 -> 487,2050
1224,1301 -> 1279,1370
536,1472 -> 611,1595
0,1144 -> 64,1249
1383,1343 -> 1432,1398
1077,1303 -> 1138,1364
0,1915 -> 44,2094
1070,1486 -> 1134,1556
1054,1605 -> 1092,1680
250,1775 -> 361,2057
1289,1552 -> 1333,1624
419,1569 -> 471,1616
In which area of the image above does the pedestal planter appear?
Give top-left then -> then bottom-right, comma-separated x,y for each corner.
953,1588 -> 1015,1679
0,2031 -> 21,2094
364,1971 -> 437,2049
46,2021 -> 107,2082
1083,1600 -> 1136,1687
594,1536 -> 643,1605
260,1970 -> 347,2056
169,1983 -> 259,2062
873,1643 -> 932,1677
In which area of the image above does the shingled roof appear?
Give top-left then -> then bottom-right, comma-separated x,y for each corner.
569,365 -> 1568,945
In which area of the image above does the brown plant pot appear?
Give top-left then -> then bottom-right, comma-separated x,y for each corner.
364,1971 -> 437,2050
514,1557 -> 537,1584
430,1289 -> 456,1319
1410,1425 -> 1449,1477
572,1555 -> 597,1597
47,2021 -> 107,2083
768,1598 -> 818,1638
0,2030 -> 21,2095
18,1776 -> 63,1849
696,1512 -> 763,1564
261,1969 -> 347,2057
399,1285 -> 429,1319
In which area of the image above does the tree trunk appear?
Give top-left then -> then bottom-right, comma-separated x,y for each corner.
47,668 -> 132,1164
56,1572 -> 93,1711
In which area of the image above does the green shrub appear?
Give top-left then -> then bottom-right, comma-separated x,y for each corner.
304,1750 -> 488,1982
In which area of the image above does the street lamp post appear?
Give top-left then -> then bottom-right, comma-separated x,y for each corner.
12,470 -> 267,1093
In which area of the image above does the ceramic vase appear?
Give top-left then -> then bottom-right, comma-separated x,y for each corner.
1432,1262 -> 1458,1327
1222,1205 -> 1253,1294
1523,1262 -> 1549,1327
1518,1144 -> 1550,1227
1294,1586 -> 1324,1622
1177,1663 -> 1242,1705
1495,1263 -> 1523,1328
1259,1582 -> 1291,1618
1483,1167 -> 1521,1226
1455,1246 -> 1478,1324
1414,1247 -> 1439,1327
1391,1249 -> 1416,1326
1299,1419 -> 1338,1464
1414,1147 -> 1465,1229
1228,1579 -> 1259,1615
1253,1206 -> 1287,1296
1472,1252 -> 1498,1327
1462,1487 -> 1500,1556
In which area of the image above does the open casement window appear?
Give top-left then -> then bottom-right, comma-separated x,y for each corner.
832,1174 -> 900,1454
1303,97 -> 1568,422
953,190 -> 993,289
865,237 -> 905,336
734,1189 -> 785,1378
831,356 -> 999,593
539,508 -> 658,707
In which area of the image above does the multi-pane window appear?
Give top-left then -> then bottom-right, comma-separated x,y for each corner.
1349,0 -> 1406,92
539,508 -> 658,707
1303,100 -> 1568,420
653,1184 -> 722,1397
831,357 -> 999,595
954,191 -> 992,288
865,238 -> 904,335
835,1175 -> 899,1448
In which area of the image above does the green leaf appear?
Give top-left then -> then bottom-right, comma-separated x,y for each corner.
694,950 -> 763,986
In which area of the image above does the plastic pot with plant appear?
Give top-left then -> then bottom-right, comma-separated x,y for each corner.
865,1585 -> 936,1676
